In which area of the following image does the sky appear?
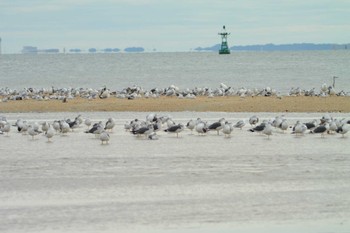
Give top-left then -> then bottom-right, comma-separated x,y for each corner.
1,0 -> 350,53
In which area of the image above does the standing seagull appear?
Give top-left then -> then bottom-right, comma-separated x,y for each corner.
104,118 -> 115,132
208,118 -> 225,135
28,125 -> 42,140
222,122 -> 234,137
1,122 -> 11,136
164,124 -> 185,138
186,119 -> 196,134
336,124 -> 350,137
195,121 -> 208,135
292,121 -> 307,136
304,119 -> 318,130
132,124 -> 154,137
99,131 -> 110,144
262,123 -> 273,139
311,123 -> 329,137
45,126 -> 55,142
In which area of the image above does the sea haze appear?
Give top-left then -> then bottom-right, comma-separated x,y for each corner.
0,51 -> 349,94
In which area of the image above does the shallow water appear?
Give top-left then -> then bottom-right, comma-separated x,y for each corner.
1,112 -> 350,232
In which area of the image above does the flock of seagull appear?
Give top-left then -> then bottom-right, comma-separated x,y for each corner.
0,81 -> 349,102
1,113 -> 349,144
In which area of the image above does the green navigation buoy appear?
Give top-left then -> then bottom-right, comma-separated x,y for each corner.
218,25 -> 230,54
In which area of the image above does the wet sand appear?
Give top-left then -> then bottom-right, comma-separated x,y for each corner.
1,96 -> 350,113
1,112 -> 350,233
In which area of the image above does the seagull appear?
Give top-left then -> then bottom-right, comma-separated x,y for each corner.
336,124 -> 350,137
0,121 -> 11,136
152,119 -> 163,133
195,121 -> 208,135
208,118 -> 225,135
85,121 -> 104,136
186,119 -> 196,133
52,120 -> 61,133
99,131 -> 110,144
148,132 -> 159,140
304,119 -> 318,130
60,120 -> 71,135
164,124 -> 185,138
278,119 -> 289,133
222,122 -> 234,137
45,126 -> 55,142
328,120 -> 338,134
41,121 -> 50,133
28,125 -> 42,139
311,123 -> 329,137
249,121 -> 267,133
132,124 -> 154,137
262,123 -> 273,139
233,120 -> 245,130
292,121 -> 307,136
84,118 -> 92,129
67,118 -> 79,131
249,115 -> 259,126
104,118 -> 115,132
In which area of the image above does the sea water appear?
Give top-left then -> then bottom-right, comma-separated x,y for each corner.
1,51 -> 350,94
0,112 -> 350,232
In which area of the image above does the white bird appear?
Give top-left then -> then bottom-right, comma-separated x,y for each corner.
52,120 -> 61,133
249,115 -> 259,126
186,119 -> 196,133
278,119 -> 289,133
262,123 -> 273,139
336,124 -> 350,137
233,120 -> 245,130
292,121 -> 307,136
195,121 -> 208,135
59,120 -> 70,134
1,122 -> 11,136
84,118 -> 92,129
328,120 -> 338,134
99,131 -> 110,144
222,122 -> 234,137
104,118 -> 115,132
45,126 -> 55,142
41,121 -> 50,133
28,125 -> 42,139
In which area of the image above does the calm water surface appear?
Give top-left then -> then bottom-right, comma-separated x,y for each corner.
1,51 -> 349,94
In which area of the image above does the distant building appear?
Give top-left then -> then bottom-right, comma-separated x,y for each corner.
124,47 -> 144,52
69,48 -> 82,53
22,46 -> 38,54
21,46 -> 59,54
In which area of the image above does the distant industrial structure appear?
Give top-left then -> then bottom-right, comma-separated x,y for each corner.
21,46 -> 59,54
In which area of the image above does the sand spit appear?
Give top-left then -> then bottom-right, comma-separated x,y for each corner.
1,96 -> 350,113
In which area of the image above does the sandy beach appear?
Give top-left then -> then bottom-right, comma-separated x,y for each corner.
1,96 -> 350,113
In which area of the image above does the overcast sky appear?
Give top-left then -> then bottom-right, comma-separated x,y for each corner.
1,0 -> 349,53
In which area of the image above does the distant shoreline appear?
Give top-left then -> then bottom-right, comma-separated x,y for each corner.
1,96 -> 349,113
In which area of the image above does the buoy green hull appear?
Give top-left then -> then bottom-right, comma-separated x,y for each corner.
219,49 -> 230,54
